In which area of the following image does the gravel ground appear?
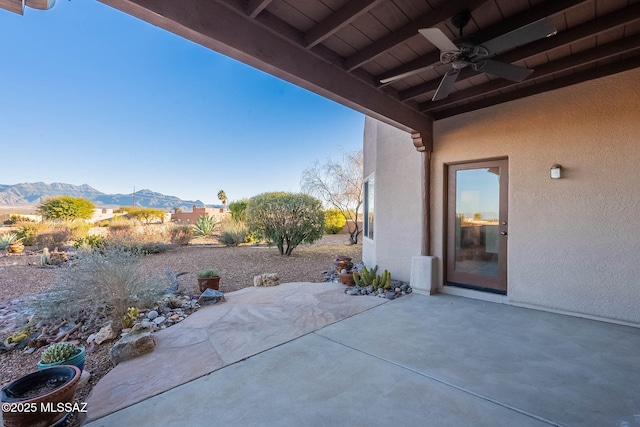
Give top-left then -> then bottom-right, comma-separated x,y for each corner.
0,234 -> 361,426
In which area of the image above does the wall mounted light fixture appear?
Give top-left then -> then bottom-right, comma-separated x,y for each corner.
550,164 -> 562,179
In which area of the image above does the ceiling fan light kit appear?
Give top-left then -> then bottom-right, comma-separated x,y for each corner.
383,11 -> 558,102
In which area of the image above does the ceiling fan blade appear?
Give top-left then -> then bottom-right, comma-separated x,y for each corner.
379,63 -> 440,84
419,28 -> 459,53
475,59 -> 533,82
432,69 -> 460,101
479,18 -> 557,56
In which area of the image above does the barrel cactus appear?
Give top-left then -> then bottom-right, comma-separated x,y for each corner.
40,342 -> 80,364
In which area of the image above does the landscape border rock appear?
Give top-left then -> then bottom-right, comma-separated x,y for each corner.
253,273 -> 280,287
109,324 -> 155,366
198,288 -> 225,306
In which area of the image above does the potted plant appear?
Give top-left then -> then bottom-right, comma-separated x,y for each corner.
197,268 -> 220,292
4,235 -> 24,254
1,365 -> 81,427
37,342 -> 86,372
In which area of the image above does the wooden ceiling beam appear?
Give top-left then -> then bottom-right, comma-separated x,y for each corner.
304,0 -> 385,49
398,0 -> 637,102
344,0 -> 490,72
473,0 -> 589,45
434,54 -> 640,119
97,0 -> 434,141
0,0 -> 24,14
422,34 -> 640,112
247,0 -> 271,19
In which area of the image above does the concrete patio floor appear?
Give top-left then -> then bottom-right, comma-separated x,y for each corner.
84,283 -> 640,427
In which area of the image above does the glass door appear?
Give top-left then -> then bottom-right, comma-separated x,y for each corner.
447,159 -> 508,294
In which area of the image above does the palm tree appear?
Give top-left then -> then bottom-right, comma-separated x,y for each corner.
217,190 -> 227,206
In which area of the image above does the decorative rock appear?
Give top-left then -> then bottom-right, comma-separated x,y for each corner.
253,273 -> 280,287
95,322 -> 118,345
198,289 -> 225,306
87,333 -> 97,344
170,314 -> 180,321
400,284 -> 409,291
385,291 -> 397,300
153,316 -> 166,325
146,310 -> 159,320
109,325 -> 155,366
78,369 -> 91,387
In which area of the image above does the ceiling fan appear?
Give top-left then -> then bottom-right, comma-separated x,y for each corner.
380,11 -> 557,101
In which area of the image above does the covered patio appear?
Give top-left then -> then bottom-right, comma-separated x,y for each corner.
83,285 -> 640,426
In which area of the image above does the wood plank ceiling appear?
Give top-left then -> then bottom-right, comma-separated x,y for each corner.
9,0 -> 640,145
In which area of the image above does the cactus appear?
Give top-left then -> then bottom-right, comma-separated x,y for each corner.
122,307 -> 140,328
40,247 -> 50,266
353,265 -> 391,290
40,342 -> 80,364
122,306 -> 139,328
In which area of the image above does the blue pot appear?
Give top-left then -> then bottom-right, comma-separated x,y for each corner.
37,347 -> 85,372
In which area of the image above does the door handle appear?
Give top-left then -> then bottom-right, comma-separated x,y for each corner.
500,231 -> 508,235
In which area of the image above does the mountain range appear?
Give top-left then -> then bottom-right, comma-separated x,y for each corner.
0,182 -> 209,211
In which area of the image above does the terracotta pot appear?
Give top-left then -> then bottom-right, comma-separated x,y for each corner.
198,276 -> 220,292
333,256 -> 353,272
338,272 -> 355,286
7,242 -> 24,254
1,365 -> 81,427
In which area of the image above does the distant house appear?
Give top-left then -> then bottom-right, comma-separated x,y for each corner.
171,205 -> 228,224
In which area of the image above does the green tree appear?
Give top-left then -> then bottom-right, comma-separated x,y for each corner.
301,150 -> 363,244
324,209 -> 346,234
217,190 -> 227,206
121,207 -> 166,224
246,192 -> 324,256
228,199 -> 249,222
38,196 -> 95,221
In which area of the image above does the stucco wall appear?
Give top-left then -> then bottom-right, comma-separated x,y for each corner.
432,68 -> 640,325
362,117 -> 423,282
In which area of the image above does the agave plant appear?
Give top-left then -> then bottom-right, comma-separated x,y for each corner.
192,214 -> 218,238
0,232 -> 19,249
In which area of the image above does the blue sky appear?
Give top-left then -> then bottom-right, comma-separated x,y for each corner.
0,1 -> 364,204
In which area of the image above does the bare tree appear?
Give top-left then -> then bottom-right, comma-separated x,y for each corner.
301,150 -> 363,244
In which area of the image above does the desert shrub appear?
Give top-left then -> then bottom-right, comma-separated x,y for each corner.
228,199 -> 249,222
68,221 -> 92,240
15,221 -> 47,246
120,206 -> 166,224
324,209 -> 346,234
3,214 -> 33,225
34,223 -> 72,250
73,235 -> 107,250
192,214 -> 218,238
169,224 -> 193,246
107,220 -> 137,243
218,221 -> 249,247
246,192 -> 324,256
38,196 -> 95,221
107,219 -> 174,254
35,246 -> 166,327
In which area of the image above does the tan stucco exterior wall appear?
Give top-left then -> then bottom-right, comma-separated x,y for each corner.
364,68 -> 640,325
432,68 -> 640,325
362,117 -> 423,282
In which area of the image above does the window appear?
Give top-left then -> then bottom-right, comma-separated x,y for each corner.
364,177 -> 374,240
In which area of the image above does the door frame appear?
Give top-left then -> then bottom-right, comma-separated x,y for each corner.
444,157 -> 509,294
